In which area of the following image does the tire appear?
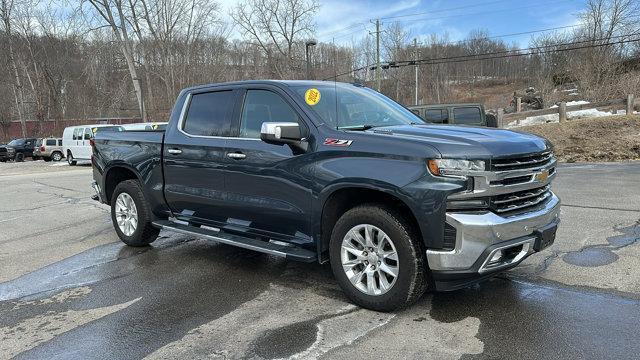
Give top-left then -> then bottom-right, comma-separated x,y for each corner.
51,151 -> 63,162
15,153 -> 24,162
67,152 -> 77,166
110,179 -> 159,247
329,204 -> 428,312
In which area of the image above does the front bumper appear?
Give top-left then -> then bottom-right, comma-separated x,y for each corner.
427,193 -> 560,290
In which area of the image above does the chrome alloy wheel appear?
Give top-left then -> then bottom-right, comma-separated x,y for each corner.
115,193 -> 138,236
341,224 -> 399,296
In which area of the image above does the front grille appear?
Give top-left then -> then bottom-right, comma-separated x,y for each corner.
0,148 -> 6,153
491,151 -> 553,171
491,185 -> 551,214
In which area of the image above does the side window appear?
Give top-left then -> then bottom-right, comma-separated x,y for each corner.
46,139 -> 56,146
425,109 -> 447,123
183,90 -> 235,137
453,107 -> 482,125
84,128 -> 93,140
239,90 -> 299,138
72,128 -> 81,140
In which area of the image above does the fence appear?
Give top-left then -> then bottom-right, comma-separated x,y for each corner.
496,94 -> 638,128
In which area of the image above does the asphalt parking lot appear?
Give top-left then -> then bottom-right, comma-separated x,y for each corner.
1,160 -> 639,359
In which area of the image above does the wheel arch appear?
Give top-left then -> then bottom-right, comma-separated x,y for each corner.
103,164 -> 143,204
317,184 -> 422,262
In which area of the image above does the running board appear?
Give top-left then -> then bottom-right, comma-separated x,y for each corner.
152,220 -> 317,262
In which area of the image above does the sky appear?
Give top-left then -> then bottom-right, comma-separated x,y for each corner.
220,0 -> 588,48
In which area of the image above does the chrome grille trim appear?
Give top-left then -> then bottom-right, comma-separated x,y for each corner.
491,187 -> 552,214
491,151 -> 553,171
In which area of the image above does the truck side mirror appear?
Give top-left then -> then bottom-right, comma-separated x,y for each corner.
260,122 -> 308,152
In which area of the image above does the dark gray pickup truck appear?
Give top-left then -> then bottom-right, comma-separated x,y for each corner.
91,80 -> 560,311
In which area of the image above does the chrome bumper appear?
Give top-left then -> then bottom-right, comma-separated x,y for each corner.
427,193 -> 561,272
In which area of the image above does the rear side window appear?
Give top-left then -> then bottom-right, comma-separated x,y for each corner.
183,91 -> 235,137
453,107 -> 482,125
425,109 -> 447,123
58,139 -> 62,146
46,139 -> 56,146
73,128 -> 82,140
239,90 -> 299,138
84,128 -> 93,140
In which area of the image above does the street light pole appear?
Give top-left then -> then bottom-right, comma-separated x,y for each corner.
305,40 -> 317,79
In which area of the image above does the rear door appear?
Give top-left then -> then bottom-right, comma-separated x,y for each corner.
222,86 -> 314,242
163,87 -> 241,225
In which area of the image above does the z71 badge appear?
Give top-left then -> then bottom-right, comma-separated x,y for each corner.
324,138 -> 353,147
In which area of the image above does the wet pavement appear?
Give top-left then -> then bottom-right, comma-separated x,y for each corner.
0,161 -> 639,359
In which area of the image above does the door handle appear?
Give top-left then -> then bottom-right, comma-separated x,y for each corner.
227,152 -> 246,160
167,148 -> 182,155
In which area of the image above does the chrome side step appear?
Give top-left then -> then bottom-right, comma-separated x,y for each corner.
152,220 -> 317,262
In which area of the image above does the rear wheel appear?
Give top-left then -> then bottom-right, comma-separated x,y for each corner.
329,204 -> 428,312
51,152 -> 62,161
111,180 -> 159,246
67,151 -> 77,166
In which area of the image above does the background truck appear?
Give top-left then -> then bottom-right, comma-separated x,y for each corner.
408,103 -> 498,127
91,80 -> 560,311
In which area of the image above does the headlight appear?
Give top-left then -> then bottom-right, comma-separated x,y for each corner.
427,159 -> 485,177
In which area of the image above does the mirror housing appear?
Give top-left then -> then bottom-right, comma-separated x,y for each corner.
260,122 -> 308,152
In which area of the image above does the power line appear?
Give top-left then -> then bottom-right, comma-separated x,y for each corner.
324,34 -> 640,80
386,0 -> 577,26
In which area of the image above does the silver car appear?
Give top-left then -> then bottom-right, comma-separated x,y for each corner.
33,138 -> 64,162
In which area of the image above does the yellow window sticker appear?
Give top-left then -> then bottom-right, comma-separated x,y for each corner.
305,88 -> 321,106
92,127 -> 98,133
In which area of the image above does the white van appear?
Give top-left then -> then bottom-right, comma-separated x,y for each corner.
62,124 -> 124,165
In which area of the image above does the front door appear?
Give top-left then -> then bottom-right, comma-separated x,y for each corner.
163,88 -> 241,225
223,88 -> 314,243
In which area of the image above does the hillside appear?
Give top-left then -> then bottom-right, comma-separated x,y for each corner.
519,115 -> 640,162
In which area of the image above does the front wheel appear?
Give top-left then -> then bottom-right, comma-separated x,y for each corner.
111,180 -> 159,246
329,205 -> 428,312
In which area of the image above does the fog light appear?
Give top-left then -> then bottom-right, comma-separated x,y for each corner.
488,250 -> 504,264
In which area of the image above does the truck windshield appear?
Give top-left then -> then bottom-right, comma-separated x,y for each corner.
291,84 -> 425,129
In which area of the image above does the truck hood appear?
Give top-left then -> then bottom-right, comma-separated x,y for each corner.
371,124 -> 550,158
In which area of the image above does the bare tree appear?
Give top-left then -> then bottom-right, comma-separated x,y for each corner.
231,0 -> 319,78
1,0 -> 26,136
84,0 -> 147,120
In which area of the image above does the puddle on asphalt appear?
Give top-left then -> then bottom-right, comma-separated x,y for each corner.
562,221 -> 638,268
249,318 -> 320,359
563,247 -> 619,267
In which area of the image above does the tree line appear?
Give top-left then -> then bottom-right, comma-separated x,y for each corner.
1,0 -> 638,138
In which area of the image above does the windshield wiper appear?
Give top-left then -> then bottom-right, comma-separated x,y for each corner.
337,124 -> 376,131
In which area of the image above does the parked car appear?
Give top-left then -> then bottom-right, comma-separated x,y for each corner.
121,122 -> 168,131
0,143 -> 16,162
33,138 -> 64,162
63,125 -> 124,165
408,103 -> 498,127
91,81 -> 560,311
5,138 -> 37,161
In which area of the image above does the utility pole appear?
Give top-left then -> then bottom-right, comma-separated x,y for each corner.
370,19 -> 382,92
414,38 -> 418,105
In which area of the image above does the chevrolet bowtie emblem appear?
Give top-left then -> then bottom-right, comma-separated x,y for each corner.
535,170 -> 549,182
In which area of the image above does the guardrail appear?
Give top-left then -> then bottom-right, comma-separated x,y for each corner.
496,94 -> 638,127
